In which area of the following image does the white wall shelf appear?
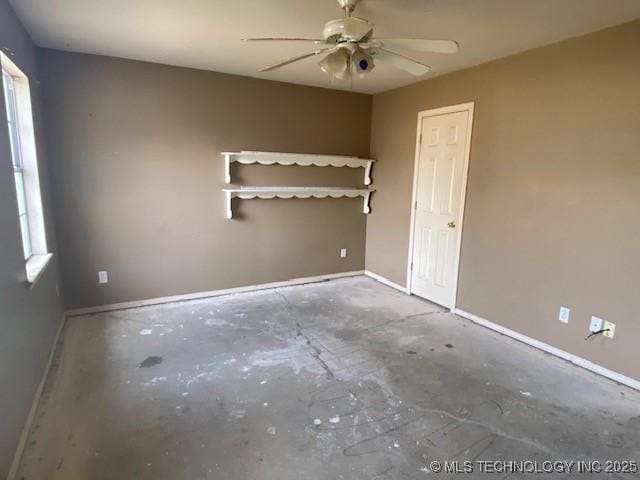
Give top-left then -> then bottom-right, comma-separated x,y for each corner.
222,151 -> 375,185
222,186 -> 374,219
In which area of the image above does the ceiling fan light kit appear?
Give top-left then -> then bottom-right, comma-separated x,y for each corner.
243,0 -> 459,82
318,47 -> 352,79
352,47 -> 374,75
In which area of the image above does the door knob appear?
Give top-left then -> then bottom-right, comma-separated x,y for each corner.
448,221 -> 457,229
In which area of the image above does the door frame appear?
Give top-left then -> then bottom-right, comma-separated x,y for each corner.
405,102 -> 475,309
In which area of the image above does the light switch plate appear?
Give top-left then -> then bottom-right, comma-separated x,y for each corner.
558,306 -> 570,324
603,321 -> 616,339
340,248 -> 347,258
98,271 -> 109,284
589,316 -> 603,333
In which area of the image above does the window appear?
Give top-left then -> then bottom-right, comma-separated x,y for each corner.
2,53 -> 51,285
3,70 -> 32,258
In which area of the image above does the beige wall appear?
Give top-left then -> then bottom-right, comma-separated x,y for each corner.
38,50 -> 371,309
367,20 -> 640,380
0,1 -> 65,476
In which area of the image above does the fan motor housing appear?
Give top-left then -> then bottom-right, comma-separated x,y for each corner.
323,17 -> 373,43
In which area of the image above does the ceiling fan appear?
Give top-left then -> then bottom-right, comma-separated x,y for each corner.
243,0 -> 459,81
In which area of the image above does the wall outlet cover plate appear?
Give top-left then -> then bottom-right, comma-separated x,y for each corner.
589,316 -> 603,333
558,306 -> 570,324
603,321 -> 616,339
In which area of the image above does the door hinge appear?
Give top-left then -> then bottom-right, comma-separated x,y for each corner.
419,133 -> 423,145
410,261 -> 414,271
414,200 -> 418,210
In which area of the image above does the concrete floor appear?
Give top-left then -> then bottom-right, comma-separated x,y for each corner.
17,276 -> 640,479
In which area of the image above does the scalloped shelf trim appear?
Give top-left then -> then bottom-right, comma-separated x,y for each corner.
222,151 -> 375,185
222,186 -> 374,219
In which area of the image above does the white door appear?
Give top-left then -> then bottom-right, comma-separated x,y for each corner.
410,108 -> 471,308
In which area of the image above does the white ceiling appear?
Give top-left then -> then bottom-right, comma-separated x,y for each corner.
10,0 -> 640,94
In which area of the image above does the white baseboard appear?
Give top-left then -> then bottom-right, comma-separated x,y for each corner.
7,312 -> 67,480
66,270 -> 365,317
454,308 -> 640,392
364,270 -> 409,294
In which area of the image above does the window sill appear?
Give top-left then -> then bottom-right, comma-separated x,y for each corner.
26,253 -> 53,289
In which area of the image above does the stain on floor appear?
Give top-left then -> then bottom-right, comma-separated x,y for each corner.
333,328 -> 362,341
16,276 -> 640,479
139,356 -> 163,368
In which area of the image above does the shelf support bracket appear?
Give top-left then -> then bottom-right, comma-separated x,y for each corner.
363,190 -> 372,214
364,160 -> 373,186
225,191 -> 233,219
224,154 -> 231,184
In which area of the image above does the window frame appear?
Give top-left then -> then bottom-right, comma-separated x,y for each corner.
1,53 -> 52,286
3,69 -> 33,260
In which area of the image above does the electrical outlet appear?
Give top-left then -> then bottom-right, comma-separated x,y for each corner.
589,316 -> 603,333
340,248 -> 347,258
603,321 -> 616,339
558,306 -> 570,324
98,271 -> 109,284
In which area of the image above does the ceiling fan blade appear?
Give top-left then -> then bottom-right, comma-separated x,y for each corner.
376,38 -> 459,54
372,48 -> 431,76
260,48 -> 334,72
243,38 -> 327,44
